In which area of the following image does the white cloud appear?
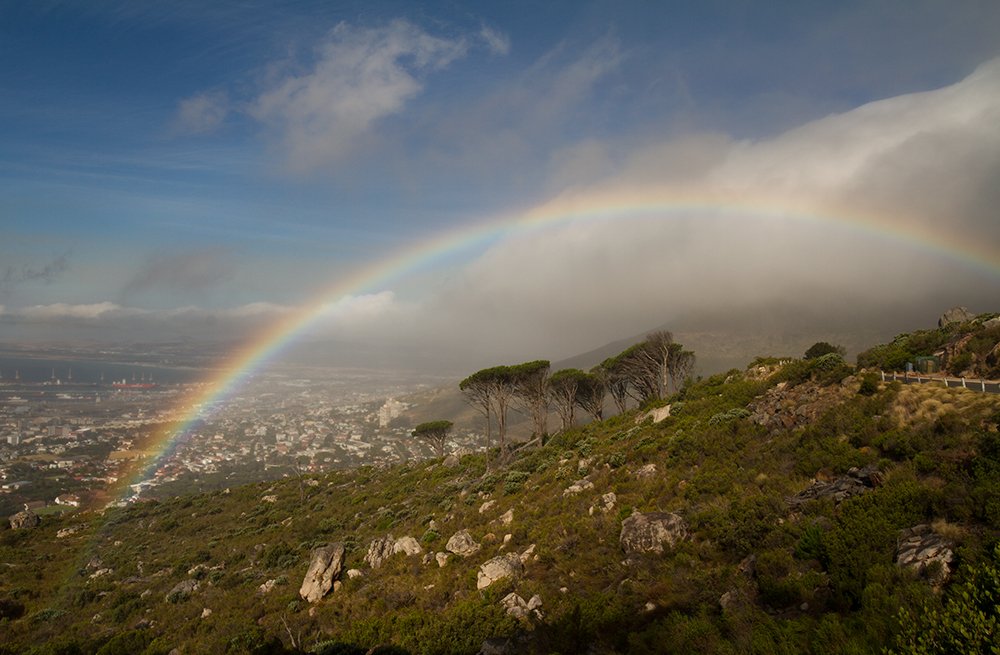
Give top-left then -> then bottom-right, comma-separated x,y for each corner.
250,20 -> 468,170
19,302 -> 129,320
174,90 -> 229,134
479,25 -> 510,56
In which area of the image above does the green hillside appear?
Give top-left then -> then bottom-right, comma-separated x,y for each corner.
2,339 -> 999,654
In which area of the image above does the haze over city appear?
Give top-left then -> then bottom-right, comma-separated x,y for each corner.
2,1 -> 999,372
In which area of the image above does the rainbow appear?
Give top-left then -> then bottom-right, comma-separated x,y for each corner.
114,189 -> 1000,500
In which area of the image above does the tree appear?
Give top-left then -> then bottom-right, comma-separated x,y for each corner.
549,368 -> 586,431
412,420 -> 453,458
599,355 -> 631,415
577,371 -> 607,421
805,341 -> 846,360
510,360 -> 550,443
459,365 -> 517,461
667,344 -> 696,394
459,370 -> 494,466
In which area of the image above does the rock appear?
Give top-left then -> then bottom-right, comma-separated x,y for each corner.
201,608 -> 212,618
577,457 -> 592,474
89,568 -> 113,579
562,479 -> 594,496
443,454 -> 460,468
477,553 -> 524,590
428,519 -> 439,531
364,535 -> 396,569
636,405 -> 671,424
56,526 -> 80,538
503,534 -> 513,545
436,552 -> 450,567
939,306 -> 975,328
258,579 -> 277,595
896,524 -> 955,586
299,542 -> 346,603
634,463 -> 658,480
501,592 -> 530,619
983,316 -> 1000,330
346,568 -> 363,579
261,495 -> 277,503
643,602 -> 656,612
333,580 -> 342,593
527,595 -> 542,612
479,500 -> 496,514
393,536 -> 423,557
496,509 -> 514,526
165,580 -> 199,603
8,510 -> 40,530
446,529 -> 481,557
787,466 -> 882,509
620,512 -> 689,555
600,492 -> 617,512
519,544 -> 536,564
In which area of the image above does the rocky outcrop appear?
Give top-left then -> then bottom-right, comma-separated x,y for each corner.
748,380 -> 852,432
500,592 -> 543,620
634,464 -> 657,480
562,479 -> 594,496
364,535 -> 396,569
299,543 -> 345,603
446,529 -> 480,557
620,512 -> 688,555
939,306 -> 975,328
496,509 -> 514,526
787,466 -> 882,509
8,510 -> 40,530
477,553 -> 524,590
897,524 -> 955,586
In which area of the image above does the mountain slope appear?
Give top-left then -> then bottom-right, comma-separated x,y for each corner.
2,341 -> 999,654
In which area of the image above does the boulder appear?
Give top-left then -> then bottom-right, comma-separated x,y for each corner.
500,593 -> 543,620
258,579 -> 277,595
393,536 -> 423,557
165,579 -> 199,603
443,454 -> 461,468
436,552 -> 450,567
620,512 -> 688,555
939,306 -> 975,328
8,510 -> 40,530
299,542 -> 346,603
897,524 -> 955,586
364,535 -> 396,569
56,526 -> 80,538
446,529 -> 481,557
636,405 -> 671,424
497,509 -> 514,526
479,500 -> 497,514
477,553 -> 523,590
634,464 -> 658,480
346,568 -> 363,579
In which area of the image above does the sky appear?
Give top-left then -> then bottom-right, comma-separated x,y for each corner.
2,0 -> 1000,372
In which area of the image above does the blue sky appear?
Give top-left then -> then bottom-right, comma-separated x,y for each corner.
2,1 -> 999,365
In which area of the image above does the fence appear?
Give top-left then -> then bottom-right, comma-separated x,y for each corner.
882,371 -> 1000,395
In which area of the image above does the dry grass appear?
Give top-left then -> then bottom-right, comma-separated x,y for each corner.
891,384 -> 1000,428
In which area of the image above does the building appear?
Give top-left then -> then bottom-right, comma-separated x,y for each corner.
378,398 -> 406,428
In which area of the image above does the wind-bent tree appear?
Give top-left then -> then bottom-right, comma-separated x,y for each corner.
412,420 -> 453,457
511,360 -> 550,443
600,355 -> 631,414
577,370 -> 607,421
549,368 -> 586,431
667,345 -> 696,394
460,369 -> 494,466
459,365 -> 517,461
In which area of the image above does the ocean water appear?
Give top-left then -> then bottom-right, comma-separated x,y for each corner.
0,356 -> 201,384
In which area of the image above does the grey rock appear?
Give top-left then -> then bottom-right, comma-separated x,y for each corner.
364,535 -> 396,569
896,524 -> 955,586
165,579 -> 199,603
620,512 -> 688,555
299,543 -> 345,603
393,536 -> 423,557
446,529 -> 480,557
939,306 -> 975,328
562,478 -> 594,496
477,553 -> 523,590
787,466 -> 882,509
8,510 -> 40,530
